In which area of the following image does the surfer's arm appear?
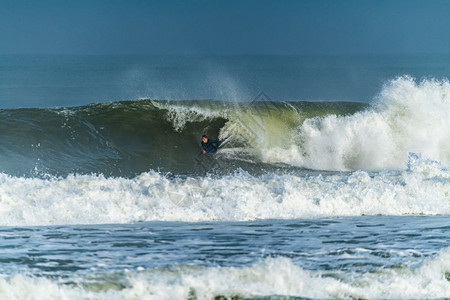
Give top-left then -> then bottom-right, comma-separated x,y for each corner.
207,139 -> 220,147
200,142 -> 207,154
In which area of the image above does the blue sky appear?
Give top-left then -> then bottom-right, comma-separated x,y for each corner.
1,0 -> 450,55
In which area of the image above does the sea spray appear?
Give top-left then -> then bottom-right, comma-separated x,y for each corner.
288,76 -> 450,170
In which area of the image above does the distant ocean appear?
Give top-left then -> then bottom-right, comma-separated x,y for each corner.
0,55 -> 449,299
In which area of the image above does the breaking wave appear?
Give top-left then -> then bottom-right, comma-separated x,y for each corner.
2,248 -> 450,299
0,153 -> 447,226
1,76 -> 448,177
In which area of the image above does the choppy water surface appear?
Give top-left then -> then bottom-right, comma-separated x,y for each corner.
0,216 -> 449,299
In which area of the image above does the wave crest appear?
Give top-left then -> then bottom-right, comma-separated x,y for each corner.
283,76 -> 450,170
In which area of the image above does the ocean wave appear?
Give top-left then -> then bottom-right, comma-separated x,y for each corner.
0,153 -> 448,226
0,76 -> 448,176
0,98 -> 364,177
2,248 -> 450,299
153,76 -> 450,172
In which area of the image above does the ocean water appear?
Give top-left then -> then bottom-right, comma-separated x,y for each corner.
0,55 -> 449,299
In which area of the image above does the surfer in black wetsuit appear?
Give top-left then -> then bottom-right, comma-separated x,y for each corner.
201,135 -> 224,154
196,135 -> 227,174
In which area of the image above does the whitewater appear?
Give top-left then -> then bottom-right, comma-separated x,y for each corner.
0,152 -> 448,226
1,53 -> 450,299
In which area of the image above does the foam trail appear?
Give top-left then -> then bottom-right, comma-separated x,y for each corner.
1,248 -> 450,299
0,153 -> 448,226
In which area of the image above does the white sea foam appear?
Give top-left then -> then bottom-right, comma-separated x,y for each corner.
1,248 -> 450,299
279,76 -> 450,171
0,153 -> 448,226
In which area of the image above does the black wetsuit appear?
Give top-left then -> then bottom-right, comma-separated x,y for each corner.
201,139 -> 222,154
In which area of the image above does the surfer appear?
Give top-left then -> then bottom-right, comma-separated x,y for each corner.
196,135 -> 227,174
201,135 -> 225,154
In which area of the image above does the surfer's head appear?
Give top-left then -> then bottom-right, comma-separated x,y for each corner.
201,135 -> 208,143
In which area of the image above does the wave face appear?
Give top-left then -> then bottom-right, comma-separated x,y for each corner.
1,76 -> 448,177
0,99 -> 364,177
